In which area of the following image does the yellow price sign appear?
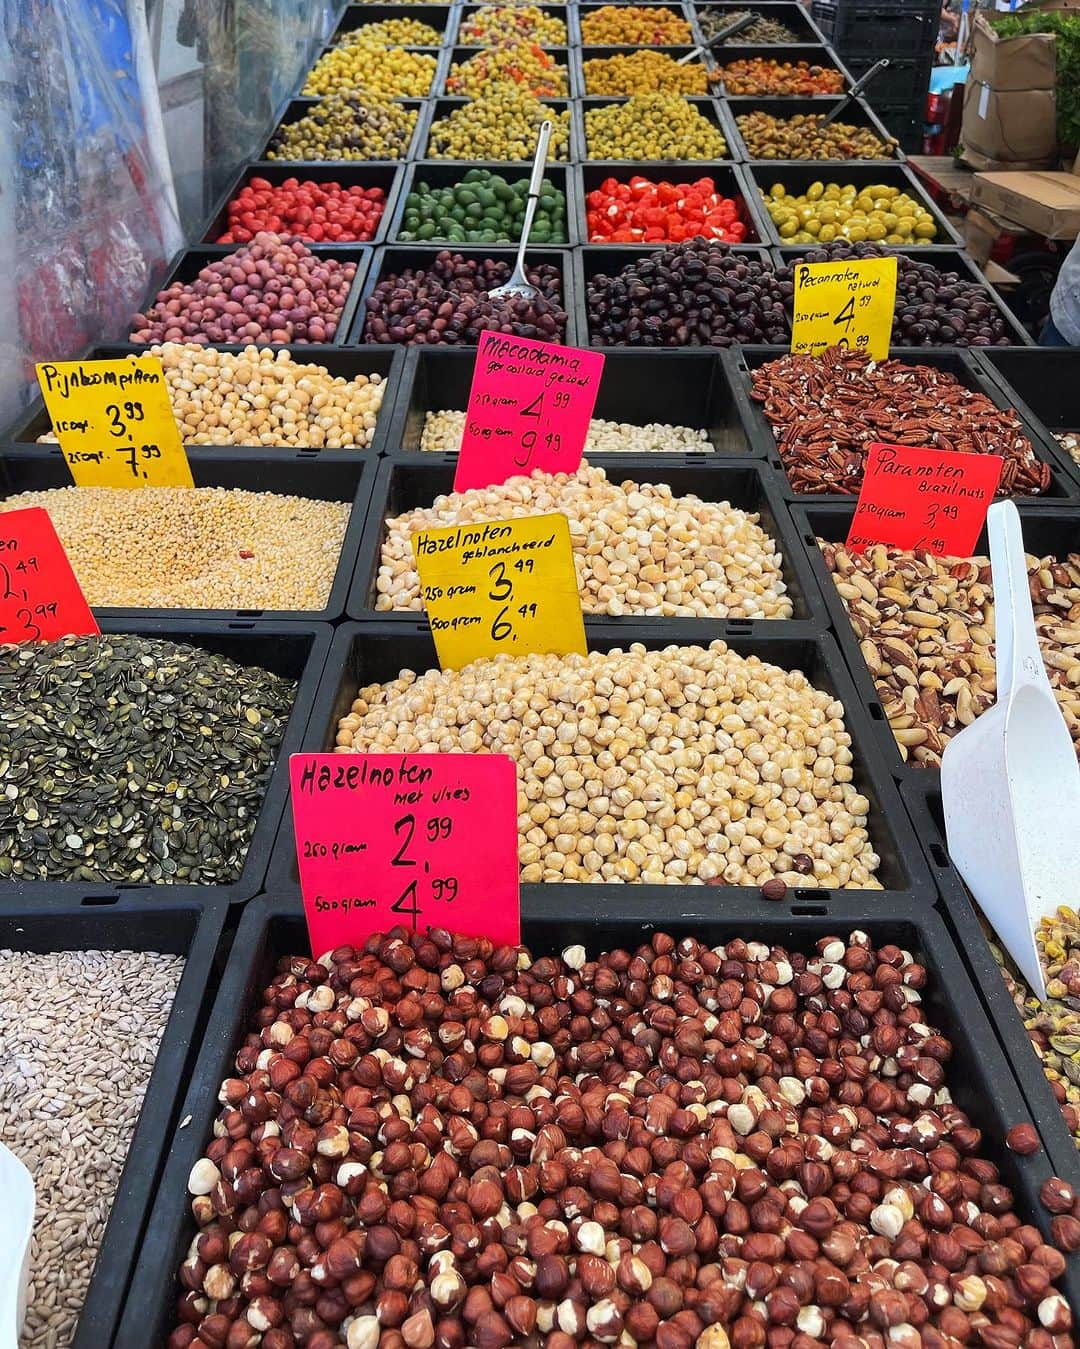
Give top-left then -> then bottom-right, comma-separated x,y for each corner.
790,256 -> 897,361
35,356 -> 194,488
412,512 -> 587,671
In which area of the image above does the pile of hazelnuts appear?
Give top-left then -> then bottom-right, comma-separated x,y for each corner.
170,927 -> 1076,1349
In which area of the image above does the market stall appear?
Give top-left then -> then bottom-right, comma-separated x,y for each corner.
1,1 -> 1080,1347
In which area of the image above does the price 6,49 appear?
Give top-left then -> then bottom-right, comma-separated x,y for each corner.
488,558 -> 538,644
389,811 -> 459,928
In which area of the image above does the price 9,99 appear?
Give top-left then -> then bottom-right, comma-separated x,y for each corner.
290,752 -> 520,956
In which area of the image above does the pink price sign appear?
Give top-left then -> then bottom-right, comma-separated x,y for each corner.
453,332 -> 606,492
289,752 -> 520,957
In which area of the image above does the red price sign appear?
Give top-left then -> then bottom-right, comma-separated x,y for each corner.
846,442 -> 1004,557
453,333 -> 605,492
0,508 -> 98,645
290,752 -> 520,957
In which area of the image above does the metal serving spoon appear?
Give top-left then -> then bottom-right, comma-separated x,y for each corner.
489,120 -> 553,303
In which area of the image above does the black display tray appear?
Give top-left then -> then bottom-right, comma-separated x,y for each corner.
386,161 -> 579,247
709,43 -> 853,95
974,346 -> 1080,494
422,96 -> 580,161
265,620 -> 933,905
902,778 -> 1080,1188
442,44 -> 577,97
790,500 -> 1080,786
0,618 -> 330,906
728,344 -> 1079,503
577,243 -> 789,348
261,96 -> 429,166
726,94 -> 905,164
329,2 -> 458,46
115,890 -> 1080,1348
382,346 -> 762,455
578,0 -> 697,44
347,454 -> 829,626
581,96 -> 737,164
457,2 -> 572,46
772,245 -> 1035,348
131,244 -> 371,352
692,1 -> 829,47
345,243 -> 581,347
7,342 -> 404,458
579,161 -> 773,246
746,159 -> 962,247
0,450 -> 375,623
200,161 -> 404,249
3,896 -> 226,1348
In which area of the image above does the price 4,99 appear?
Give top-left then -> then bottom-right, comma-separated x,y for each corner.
388,811 -> 459,927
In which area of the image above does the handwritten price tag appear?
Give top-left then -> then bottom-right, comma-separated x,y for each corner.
0,508 -> 98,644
847,442 -> 1004,556
453,333 -> 605,492
36,357 -> 194,489
791,256 -> 898,361
290,752 -> 520,956
413,512 -> 587,671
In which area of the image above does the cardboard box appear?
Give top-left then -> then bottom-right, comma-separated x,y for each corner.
972,170 -> 1080,236
962,84 -> 1058,165
969,13 -> 1056,90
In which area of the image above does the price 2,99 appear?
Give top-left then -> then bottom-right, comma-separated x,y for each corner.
388,811 -> 459,928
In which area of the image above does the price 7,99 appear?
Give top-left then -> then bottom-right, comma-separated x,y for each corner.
512,390 -> 569,469
389,811 -> 459,928
488,558 -> 538,643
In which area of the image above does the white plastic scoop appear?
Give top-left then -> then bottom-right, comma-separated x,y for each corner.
941,500 -> 1080,1001
488,120 -> 553,303
0,1139 -> 34,1345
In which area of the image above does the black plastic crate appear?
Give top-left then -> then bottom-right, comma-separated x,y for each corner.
442,44 -> 576,97
0,896 -> 226,1348
843,53 -> 933,108
457,3 -> 572,46
346,244 -> 580,347
133,245 -> 370,351
578,243 -> 789,348
0,450 -> 374,622
871,102 -> 927,155
693,2 -> 828,47
790,500 -> 1080,786
329,3 -> 458,45
581,96 -> 736,164
729,343 -> 1078,502
772,245 -> 1034,347
347,455 -> 830,626
265,621 -> 934,905
710,44 -> 852,96
384,346 -> 762,455
262,96 -> 428,165
0,619 -> 330,906
902,778 -> 1080,1189
725,95 -> 905,163
423,96 -> 579,161
812,0 -> 937,56
387,161 -> 579,247
974,347 -> 1080,493
200,162 -> 404,249
8,342 -> 403,458
115,890 -> 1080,1348
747,159 -> 961,248
580,161 -> 771,246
